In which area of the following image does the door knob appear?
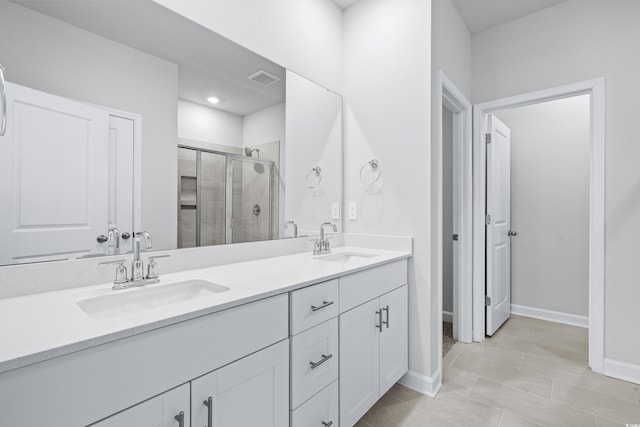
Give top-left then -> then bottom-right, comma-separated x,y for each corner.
508,230 -> 517,236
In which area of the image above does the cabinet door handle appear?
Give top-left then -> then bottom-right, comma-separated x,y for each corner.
174,411 -> 185,427
310,353 -> 333,369
382,305 -> 390,328
311,300 -> 334,312
321,421 -> 334,427
376,310 -> 383,332
203,397 -> 213,427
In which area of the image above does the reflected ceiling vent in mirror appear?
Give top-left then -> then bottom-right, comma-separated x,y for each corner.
248,70 -> 280,87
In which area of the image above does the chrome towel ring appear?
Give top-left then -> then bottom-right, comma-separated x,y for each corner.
306,166 -> 322,189
360,159 -> 381,185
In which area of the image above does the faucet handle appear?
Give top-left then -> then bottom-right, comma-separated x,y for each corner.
147,254 -> 170,279
99,260 -> 129,286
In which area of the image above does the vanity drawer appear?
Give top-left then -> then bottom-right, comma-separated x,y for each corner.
291,380 -> 339,427
290,279 -> 339,335
339,260 -> 407,313
290,317 -> 339,409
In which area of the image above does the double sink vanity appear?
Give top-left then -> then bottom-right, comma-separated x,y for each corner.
0,240 -> 411,427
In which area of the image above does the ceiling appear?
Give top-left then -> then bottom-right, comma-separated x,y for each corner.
332,0 -> 363,10
452,0 -> 566,33
14,0 -> 285,116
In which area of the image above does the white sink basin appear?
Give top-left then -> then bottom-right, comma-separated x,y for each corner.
315,252 -> 378,263
77,279 -> 229,319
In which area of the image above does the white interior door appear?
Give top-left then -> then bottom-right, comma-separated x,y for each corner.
485,113 -> 512,336
0,82 -> 110,264
109,115 -> 135,252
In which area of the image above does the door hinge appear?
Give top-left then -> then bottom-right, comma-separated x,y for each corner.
485,295 -> 491,306
452,234 -> 459,241
485,214 -> 491,225
485,133 -> 492,144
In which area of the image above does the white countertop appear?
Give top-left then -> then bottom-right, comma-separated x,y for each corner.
0,246 -> 410,374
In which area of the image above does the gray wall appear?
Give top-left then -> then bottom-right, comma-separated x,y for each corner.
0,2 -> 179,251
495,95 -> 590,317
472,0 -> 640,366
442,107 -> 454,315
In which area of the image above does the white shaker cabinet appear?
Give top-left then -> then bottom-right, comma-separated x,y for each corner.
191,340 -> 289,427
338,259 -> 408,427
339,298 -> 381,426
379,285 -> 409,394
89,384 -> 190,427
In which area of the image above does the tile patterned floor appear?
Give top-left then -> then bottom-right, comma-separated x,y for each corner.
355,315 -> 640,427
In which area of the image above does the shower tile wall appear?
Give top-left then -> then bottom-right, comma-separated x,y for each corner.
178,148 -> 197,248
200,152 -> 226,246
230,141 -> 280,243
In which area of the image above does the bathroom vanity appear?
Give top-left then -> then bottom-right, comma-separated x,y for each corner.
0,246 -> 410,427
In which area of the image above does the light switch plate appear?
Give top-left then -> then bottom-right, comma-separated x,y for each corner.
332,203 -> 341,220
348,203 -> 357,220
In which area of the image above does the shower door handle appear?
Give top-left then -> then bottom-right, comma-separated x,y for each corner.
0,64 -> 7,136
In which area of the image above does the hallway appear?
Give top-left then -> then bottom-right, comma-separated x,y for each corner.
356,316 -> 640,426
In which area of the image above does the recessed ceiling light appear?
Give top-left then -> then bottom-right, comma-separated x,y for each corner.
207,97 -> 220,104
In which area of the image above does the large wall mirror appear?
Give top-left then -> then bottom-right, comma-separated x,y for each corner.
0,0 -> 343,266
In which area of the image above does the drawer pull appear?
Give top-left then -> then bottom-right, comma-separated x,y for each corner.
203,397 -> 213,427
376,309 -> 383,332
310,353 -> 333,369
321,421 -> 334,427
382,305 -> 390,328
311,300 -> 334,312
174,411 -> 185,427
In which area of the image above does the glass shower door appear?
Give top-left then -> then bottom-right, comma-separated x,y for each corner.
228,157 -> 273,244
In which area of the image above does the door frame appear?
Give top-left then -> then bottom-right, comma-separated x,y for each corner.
436,71 -> 473,377
90,105 -> 143,233
471,78 -> 605,373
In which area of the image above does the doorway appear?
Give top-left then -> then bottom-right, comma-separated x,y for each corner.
436,71 -> 473,378
472,79 -> 605,373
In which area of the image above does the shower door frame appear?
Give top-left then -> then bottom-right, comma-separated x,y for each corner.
178,145 -> 274,246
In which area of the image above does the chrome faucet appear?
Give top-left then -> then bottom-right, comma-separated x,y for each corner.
99,230 -> 171,290
107,224 -> 120,255
314,222 -> 337,255
132,231 -> 152,281
284,220 -> 298,238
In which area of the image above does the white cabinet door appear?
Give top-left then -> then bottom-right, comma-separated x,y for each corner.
191,340 -> 289,427
291,380 -> 339,427
291,317 -> 339,409
379,285 -> 408,394
0,81 -> 110,264
89,384 -> 189,427
339,299 -> 380,427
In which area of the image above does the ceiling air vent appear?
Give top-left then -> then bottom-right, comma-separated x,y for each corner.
248,70 -> 280,87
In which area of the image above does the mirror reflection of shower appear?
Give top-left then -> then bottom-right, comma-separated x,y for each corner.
178,141 -> 280,248
245,146 -> 265,173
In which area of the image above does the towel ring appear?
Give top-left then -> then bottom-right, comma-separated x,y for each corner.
305,166 -> 322,189
360,159 -> 381,185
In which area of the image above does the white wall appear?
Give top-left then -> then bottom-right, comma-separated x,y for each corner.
472,0 -> 640,368
177,100 -> 243,147
152,0 -> 343,93
285,71 -> 342,235
343,0 -> 435,386
431,0 -> 471,344
0,2 -> 179,252
442,107 -> 454,314
242,103 -> 286,149
495,95 -> 590,317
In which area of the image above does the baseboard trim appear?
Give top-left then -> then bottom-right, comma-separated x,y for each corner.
604,358 -> 640,385
443,310 -> 453,324
398,369 -> 441,398
511,304 -> 588,328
